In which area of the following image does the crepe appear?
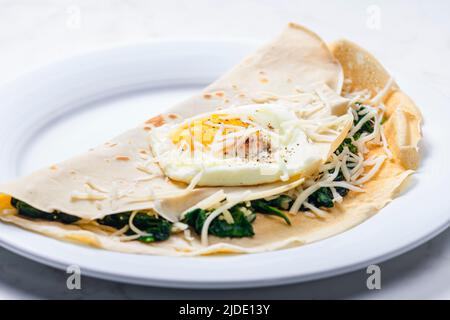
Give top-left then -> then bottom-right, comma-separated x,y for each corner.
0,23 -> 422,256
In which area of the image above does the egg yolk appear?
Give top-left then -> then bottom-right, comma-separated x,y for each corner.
171,114 -> 249,150
0,194 -> 13,210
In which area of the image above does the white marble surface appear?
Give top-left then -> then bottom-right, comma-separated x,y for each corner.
0,0 -> 449,299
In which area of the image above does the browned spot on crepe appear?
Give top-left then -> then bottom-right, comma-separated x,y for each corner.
145,114 -> 165,127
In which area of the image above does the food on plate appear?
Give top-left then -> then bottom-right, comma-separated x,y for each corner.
0,23 -> 422,255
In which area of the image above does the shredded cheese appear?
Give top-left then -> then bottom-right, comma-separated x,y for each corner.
135,164 -> 155,175
348,111 -> 375,137
111,225 -> 129,237
289,181 -> 364,214
303,202 -> 327,218
242,178 -> 305,202
180,190 -> 227,219
222,209 -> 235,224
128,211 -> 147,236
172,221 -> 189,232
330,187 -> 343,203
70,191 -> 107,201
370,78 -> 394,105
183,228 -> 194,241
379,125 -> 393,158
85,180 -> 109,193
127,170 -> 203,203
352,156 -> 386,185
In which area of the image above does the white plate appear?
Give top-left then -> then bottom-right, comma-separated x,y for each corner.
0,40 -> 448,289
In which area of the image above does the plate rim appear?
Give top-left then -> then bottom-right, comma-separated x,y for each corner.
0,221 -> 448,289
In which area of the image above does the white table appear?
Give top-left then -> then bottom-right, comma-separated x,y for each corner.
0,0 -> 449,299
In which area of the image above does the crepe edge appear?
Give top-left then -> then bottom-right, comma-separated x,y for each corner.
330,39 -> 423,170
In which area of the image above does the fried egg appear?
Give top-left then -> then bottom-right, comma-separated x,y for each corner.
149,104 -> 352,186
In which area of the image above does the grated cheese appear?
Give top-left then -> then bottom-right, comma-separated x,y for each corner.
85,180 -> 109,193
330,187 -> 343,203
241,178 -> 305,203
289,180 -> 364,214
370,78 -> 394,105
172,221 -> 189,232
303,202 -> 328,218
135,164 -> 155,175
127,170 -> 203,203
348,111 -> 375,137
128,211 -> 147,236
111,225 -> 129,237
352,156 -> 386,185
183,228 -> 194,241
70,191 -> 107,201
341,153 -> 351,181
379,125 -> 393,158
222,209 -> 235,224
180,190 -> 227,219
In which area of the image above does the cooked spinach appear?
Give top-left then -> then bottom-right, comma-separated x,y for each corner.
336,137 -> 358,155
304,168 -> 350,210
209,206 -> 255,237
182,206 -> 255,238
250,199 -> 291,225
98,212 -> 172,243
10,198 -> 170,243
306,187 -> 334,209
182,209 -> 206,234
353,105 -> 375,141
131,213 -> 172,242
333,170 -> 350,197
97,212 -> 130,229
11,198 -> 80,224
266,195 -> 293,210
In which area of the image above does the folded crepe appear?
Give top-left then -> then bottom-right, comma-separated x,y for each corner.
0,23 -> 422,256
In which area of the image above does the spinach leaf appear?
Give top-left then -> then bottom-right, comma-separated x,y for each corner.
336,138 -> 358,155
11,198 -> 80,224
250,199 -> 291,225
98,212 -> 172,243
209,206 -> 255,237
181,208 -> 206,234
97,212 -> 131,229
132,213 -> 172,242
267,195 -> 293,210
333,170 -> 350,197
182,206 -> 255,238
353,105 -> 375,141
306,187 -> 334,208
